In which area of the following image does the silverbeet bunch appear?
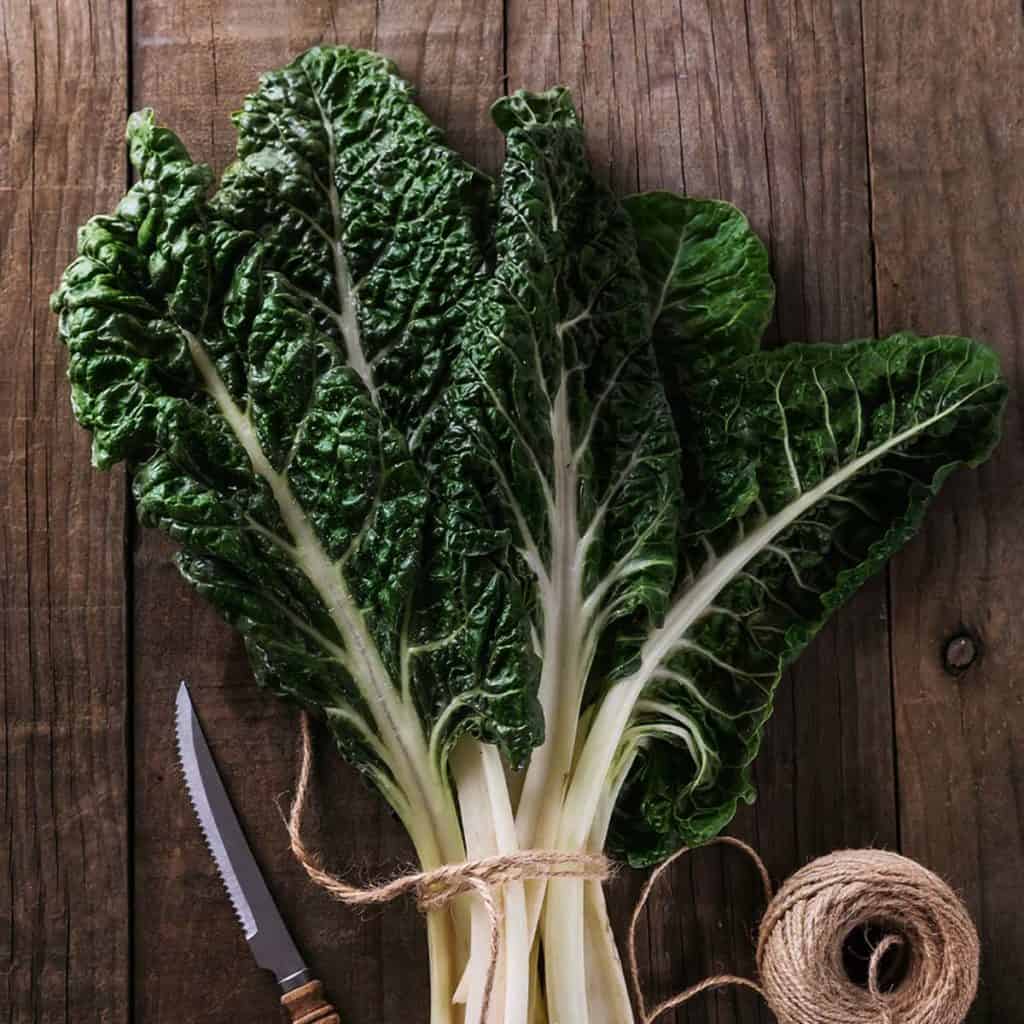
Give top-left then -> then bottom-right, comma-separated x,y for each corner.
52,45 -> 1005,1024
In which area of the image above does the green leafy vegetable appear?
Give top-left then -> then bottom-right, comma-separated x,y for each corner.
607,333 -> 1003,864
53,45 -> 1006,1024
440,89 -> 680,931
52,48 -> 539,1024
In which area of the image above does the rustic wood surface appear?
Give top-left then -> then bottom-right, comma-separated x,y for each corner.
2,2 -> 1021,1022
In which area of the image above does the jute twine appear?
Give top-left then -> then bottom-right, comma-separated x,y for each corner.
285,713 -> 610,1023
289,715 -> 979,1024
627,837 -> 981,1024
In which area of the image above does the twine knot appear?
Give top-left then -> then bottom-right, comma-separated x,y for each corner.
410,849 -> 610,913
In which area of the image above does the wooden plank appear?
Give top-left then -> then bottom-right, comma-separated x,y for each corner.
129,7 -> 385,1022
129,3 -> 504,1022
862,3 -> 1024,1020
505,3 -> 894,1021
375,1 -> 506,174
0,1 -> 130,1021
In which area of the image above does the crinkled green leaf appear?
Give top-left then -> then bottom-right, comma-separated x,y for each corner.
213,45 -> 490,438
625,191 -> 774,382
439,90 -> 680,866
51,63 -> 539,870
606,333 -> 1006,864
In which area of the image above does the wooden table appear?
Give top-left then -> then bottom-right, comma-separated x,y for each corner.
3,2 -> 1022,1021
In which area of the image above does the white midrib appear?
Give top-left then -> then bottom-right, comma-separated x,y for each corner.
649,227 -> 688,328
558,379 -> 997,849
514,372 -> 590,939
185,333 -> 460,866
327,190 -> 377,404
309,78 -> 379,408
577,750 -> 639,1024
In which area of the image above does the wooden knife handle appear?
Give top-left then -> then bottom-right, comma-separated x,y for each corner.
281,980 -> 341,1024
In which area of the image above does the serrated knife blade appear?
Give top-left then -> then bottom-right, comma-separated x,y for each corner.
174,681 -> 311,992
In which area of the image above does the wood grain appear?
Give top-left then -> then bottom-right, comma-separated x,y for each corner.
863,3 -> 1024,1021
0,1 -> 129,1022
3,2 -> 1021,1022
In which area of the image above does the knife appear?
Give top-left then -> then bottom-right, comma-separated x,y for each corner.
175,681 -> 341,1024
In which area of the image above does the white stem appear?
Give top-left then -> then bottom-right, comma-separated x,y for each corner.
515,372 -> 592,943
452,738 -> 530,1024
583,883 -> 634,1024
542,740 -> 639,1024
426,910 -> 461,1024
400,808 -> 474,1024
582,752 -> 638,1024
515,608 -> 586,936
543,877 -> 588,1024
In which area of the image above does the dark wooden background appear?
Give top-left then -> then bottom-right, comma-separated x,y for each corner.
3,1 -> 1022,1021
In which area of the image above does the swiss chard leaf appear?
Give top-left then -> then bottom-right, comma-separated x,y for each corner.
439,90 -> 681,863
606,333 -> 1006,864
212,45 -> 490,440
625,191 -> 775,379
51,76 -> 537,869
53,40 -> 1007,920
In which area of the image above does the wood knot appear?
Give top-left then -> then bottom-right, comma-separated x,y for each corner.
943,633 -> 979,675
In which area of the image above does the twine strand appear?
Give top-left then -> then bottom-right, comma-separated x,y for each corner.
627,836 -> 772,1023
867,933 -> 905,1000
285,712 -> 609,1024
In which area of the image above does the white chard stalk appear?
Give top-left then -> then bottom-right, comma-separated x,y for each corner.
452,739 -> 530,1024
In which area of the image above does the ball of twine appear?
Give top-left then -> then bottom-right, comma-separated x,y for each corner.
757,848 -> 979,1024
630,839 -> 980,1024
